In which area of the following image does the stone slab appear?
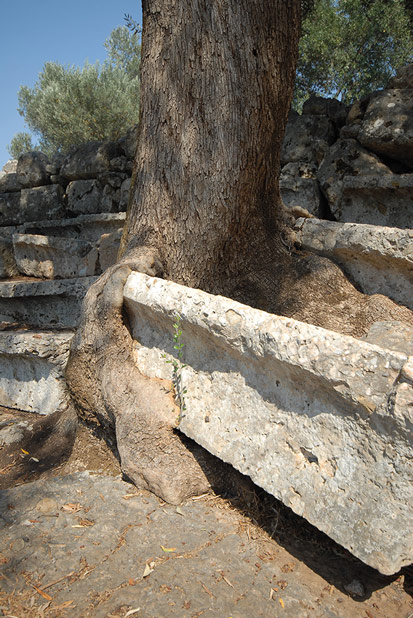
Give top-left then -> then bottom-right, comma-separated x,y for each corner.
339,174 -> 413,228
123,272 -> 413,575
294,218 -> 413,310
0,213 -> 126,242
0,236 -> 18,278
13,233 -> 98,279
0,277 -> 97,328
0,330 -> 73,415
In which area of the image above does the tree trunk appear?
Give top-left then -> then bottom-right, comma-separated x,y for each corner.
66,0 -> 413,504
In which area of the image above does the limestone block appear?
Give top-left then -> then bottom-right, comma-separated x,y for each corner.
2,160 -> 17,174
20,185 -> 66,224
362,321 -> 413,356
0,192 -> 22,226
302,95 -> 347,127
295,218 -> 413,310
387,62 -> 413,89
66,179 -> 103,215
123,272 -> 413,575
281,114 -> 336,166
0,236 -> 18,278
317,138 -> 392,218
358,88 -> 413,169
339,174 -> 413,228
16,151 -> 50,188
0,173 -> 23,193
60,141 -> 123,180
0,277 -> 97,328
19,212 -> 126,243
280,163 -> 321,216
99,228 -> 122,271
13,234 -> 98,279
0,330 -> 73,415
119,177 -> 132,210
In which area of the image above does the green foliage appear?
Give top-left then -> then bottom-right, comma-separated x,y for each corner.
8,26 -> 141,158
163,314 -> 188,424
7,132 -> 36,159
295,0 -> 413,109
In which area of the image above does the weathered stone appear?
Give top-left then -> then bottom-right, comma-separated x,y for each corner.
0,192 -> 22,226
295,218 -> 413,310
119,177 -> 132,210
340,174 -> 413,228
2,159 -> 17,174
118,124 -> 139,160
357,88 -> 413,169
99,228 -> 122,271
302,95 -> 347,127
13,234 -> 98,279
280,162 -> 321,216
316,138 -> 392,216
0,330 -> 73,415
16,151 -> 50,188
362,321 -> 413,356
0,236 -> 18,278
18,213 -> 126,243
60,141 -> 123,180
66,179 -> 103,215
387,62 -> 413,90
281,114 -> 336,166
123,272 -> 413,575
0,173 -> 23,193
19,185 -> 66,225
0,277 -> 97,328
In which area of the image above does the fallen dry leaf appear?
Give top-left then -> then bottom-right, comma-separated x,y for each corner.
279,598 -> 285,609
61,503 -> 82,513
143,562 -> 155,578
125,609 -> 141,617
30,584 -> 52,601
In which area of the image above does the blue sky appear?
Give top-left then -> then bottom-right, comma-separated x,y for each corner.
0,1 -> 142,168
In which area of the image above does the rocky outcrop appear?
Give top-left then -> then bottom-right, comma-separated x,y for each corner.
123,271 -> 413,575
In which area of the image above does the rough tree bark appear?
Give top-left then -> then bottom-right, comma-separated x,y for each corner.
66,0 -> 413,504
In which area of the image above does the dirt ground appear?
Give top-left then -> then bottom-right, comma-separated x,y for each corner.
1,415 -> 412,618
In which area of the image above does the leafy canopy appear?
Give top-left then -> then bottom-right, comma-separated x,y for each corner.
294,0 -> 413,109
8,26 -> 140,159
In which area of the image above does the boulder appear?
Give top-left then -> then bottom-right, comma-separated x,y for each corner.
13,233 -> 99,279
302,95 -> 347,127
16,151 -> 50,188
99,228 -> 123,271
387,62 -> 413,89
118,124 -> 139,160
119,177 -> 132,210
281,114 -> 336,166
123,272 -> 413,575
316,138 -> 392,218
2,159 -> 18,174
295,218 -> 413,310
0,236 -> 18,278
340,174 -> 413,228
0,330 -> 73,415
60,141 -> 124,180
280,162 -> 321,216
357,88 -> 413,169
0,277 -> 97,328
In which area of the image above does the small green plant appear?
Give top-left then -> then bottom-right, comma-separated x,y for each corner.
163,314 -> 187,424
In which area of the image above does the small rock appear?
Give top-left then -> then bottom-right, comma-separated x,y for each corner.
344,579 -> 365,597
36,497 -> 59,514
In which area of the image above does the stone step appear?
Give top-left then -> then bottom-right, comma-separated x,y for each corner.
123,272 -> 413,575
295,218 -> 413,310
0,329 -> 73,415
0,277 -> 97,329
0,212 -> 126,242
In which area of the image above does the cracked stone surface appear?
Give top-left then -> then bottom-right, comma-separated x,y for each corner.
0,472 -> 411,618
